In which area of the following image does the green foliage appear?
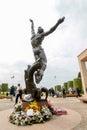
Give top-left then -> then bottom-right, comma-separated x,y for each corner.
78,72 -> 81,78
67,81 -> 73,89
63,82 -> 68,91
55,85 -> 61,91
73,78 -> 82,91
1,83 -> 9,94
0,85 -> 2,94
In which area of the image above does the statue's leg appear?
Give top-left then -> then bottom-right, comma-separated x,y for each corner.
35,63 -> 47,84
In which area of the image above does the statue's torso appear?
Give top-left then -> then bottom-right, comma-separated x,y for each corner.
31,33 -> 44,47
31,34 -> 47,63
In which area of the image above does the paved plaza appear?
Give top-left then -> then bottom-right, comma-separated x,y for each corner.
0,96 -> 87,130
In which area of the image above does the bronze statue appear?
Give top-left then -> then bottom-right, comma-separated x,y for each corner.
24,17 -> 65,100
29,17 -> 65,83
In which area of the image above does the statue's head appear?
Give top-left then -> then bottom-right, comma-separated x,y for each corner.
37,26 -> 44,34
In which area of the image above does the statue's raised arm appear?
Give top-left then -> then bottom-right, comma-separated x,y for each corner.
29,19 -> 35,38
43,17 -> 65,37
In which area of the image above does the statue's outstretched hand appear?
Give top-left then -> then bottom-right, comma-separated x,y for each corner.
29,19 -> 33,23
58,17 -> 65,24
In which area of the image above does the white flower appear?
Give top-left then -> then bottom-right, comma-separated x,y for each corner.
26,109 -> 34,116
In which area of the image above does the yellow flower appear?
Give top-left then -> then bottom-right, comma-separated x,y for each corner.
24,100 -> 41,112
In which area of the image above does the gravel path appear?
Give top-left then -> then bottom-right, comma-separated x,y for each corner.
0,97 -> 87,130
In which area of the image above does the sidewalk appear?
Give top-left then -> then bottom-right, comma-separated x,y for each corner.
0,97 -> 86,130
49,97 -> 87,130
0,98 -> 14,111
0,108 -> 81,130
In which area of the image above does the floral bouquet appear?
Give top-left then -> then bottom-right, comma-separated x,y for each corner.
9,100 -> 53,126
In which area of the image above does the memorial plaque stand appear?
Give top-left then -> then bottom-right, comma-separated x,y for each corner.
22,100 -> 48,111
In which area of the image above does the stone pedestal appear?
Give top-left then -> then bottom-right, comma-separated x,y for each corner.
22,100 -> 48,111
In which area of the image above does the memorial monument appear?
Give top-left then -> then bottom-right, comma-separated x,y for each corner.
24,17 -> 65,101
9,17 -> 66,126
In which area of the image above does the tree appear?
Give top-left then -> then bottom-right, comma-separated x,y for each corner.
1,83 -> 9,94
68,81 -> 73,89
78,72 -> 81,78
63,82 -> 68,91
0,85 -> 2,94
55,85 -> 61,91
73,78 -> 82,91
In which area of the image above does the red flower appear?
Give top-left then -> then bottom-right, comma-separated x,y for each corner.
9,115 -> 13,120
47,102 -> 53,107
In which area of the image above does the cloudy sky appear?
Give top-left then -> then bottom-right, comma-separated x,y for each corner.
0,0 -> 87,88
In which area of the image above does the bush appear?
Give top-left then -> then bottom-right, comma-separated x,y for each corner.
63,82 -> 68,91
68,81 -> 73,89
55,85 -> 61,91
73,78 -> 82,91
66,94 -> 77,97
